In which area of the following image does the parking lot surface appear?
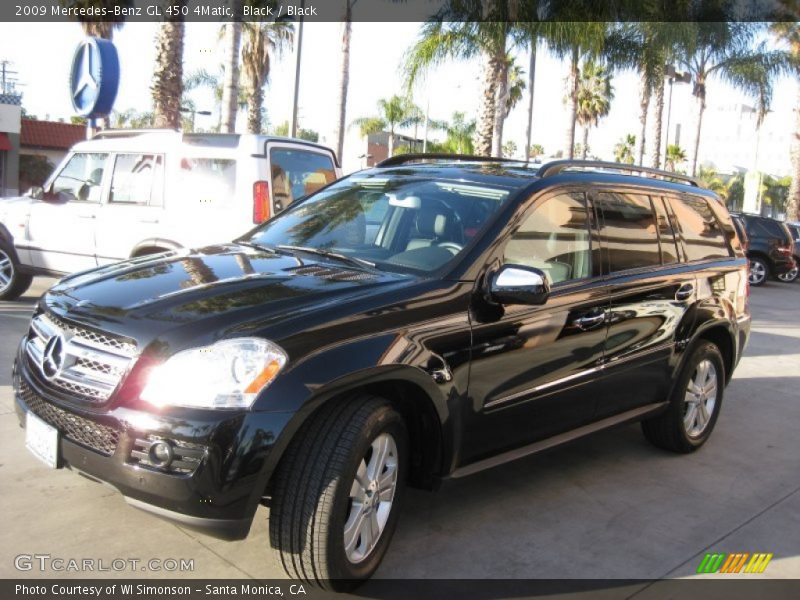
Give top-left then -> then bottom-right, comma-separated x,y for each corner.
1,278 -> 798,583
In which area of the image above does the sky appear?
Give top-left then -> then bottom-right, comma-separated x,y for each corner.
1,21 -> 797,173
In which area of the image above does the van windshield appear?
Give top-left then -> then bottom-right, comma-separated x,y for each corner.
244,175 -> 511,273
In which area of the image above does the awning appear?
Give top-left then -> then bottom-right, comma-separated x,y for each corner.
0,133 -> 11,151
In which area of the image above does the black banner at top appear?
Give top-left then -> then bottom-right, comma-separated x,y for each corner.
2,0 -> 799,23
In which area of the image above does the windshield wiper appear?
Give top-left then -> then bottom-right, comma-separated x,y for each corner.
237,240 -> 280,254
276,245 -> 376,269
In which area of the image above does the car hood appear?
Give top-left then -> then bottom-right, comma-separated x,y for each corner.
42,244 -> 412,345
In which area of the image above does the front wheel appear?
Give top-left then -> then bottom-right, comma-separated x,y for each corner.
269,395 -> 408,590
0,243 -> 33,301
642,341 -> 725,453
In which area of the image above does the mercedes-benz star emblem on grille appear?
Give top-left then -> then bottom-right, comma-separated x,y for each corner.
41,334 -> 66,379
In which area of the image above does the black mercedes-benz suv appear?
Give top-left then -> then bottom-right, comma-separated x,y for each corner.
14,157 -> 750,588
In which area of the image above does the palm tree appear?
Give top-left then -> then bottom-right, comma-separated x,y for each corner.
334,1 -> 356,161
59,0 -> 132,39
676,22 -> 789,176
439,112 -> 477,154
771,21 -> 800,221
350,95 -> 420,157
403,4 -> 523,156
220,2 -> 243,133
521,25 -> 542,161
151,2 -> 186,129
697,166 -> 728,198
529,144 -> 545,159
614,134 -> 636,165
492,57 -> 527,156
665,143 -> 687,171
241,21 -> 294,134
575,60 -> 613,160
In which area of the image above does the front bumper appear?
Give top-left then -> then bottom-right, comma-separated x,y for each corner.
13,340 -> 294,540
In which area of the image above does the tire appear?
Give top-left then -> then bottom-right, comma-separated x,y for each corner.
777,261 -> 799,283
0,242 -> 33,301
269,395 -> 408,590
748,257 -> 768,286
642,341 -> 725,453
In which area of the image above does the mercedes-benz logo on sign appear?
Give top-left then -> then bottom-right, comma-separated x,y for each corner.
41,334 -> 66,379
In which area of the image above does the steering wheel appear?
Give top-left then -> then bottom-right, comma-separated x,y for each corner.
437,242 -> 464,255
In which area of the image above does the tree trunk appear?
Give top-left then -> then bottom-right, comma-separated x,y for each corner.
786,85 -> 800,222
221,16 -> 242,134
636,74 -> 649,166
334,10 -> 352,162
491,56 -> 509,158
524,42 -> 537,161
649,77 -> 665,169
475,51 -> 501,156
151,4 -> 185,130
581,125 -> 589,159
564,47 -> 580,159
388,128 -> 394,158
690,90 -> 706,177
247,83 -> 264,134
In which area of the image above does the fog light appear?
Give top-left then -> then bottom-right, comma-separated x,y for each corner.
149,440 -> 174,467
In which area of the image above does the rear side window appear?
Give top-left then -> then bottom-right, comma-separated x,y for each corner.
270,148 -> 337,212
109,154 -> 164,206
596,192 -> 661,271
670,196 -> 730,261
749,217 -> 788,239
179,158 -> 236,207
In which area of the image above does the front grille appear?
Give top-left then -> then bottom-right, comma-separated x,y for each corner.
20,379 -> 119,456
25,312 -> 137,404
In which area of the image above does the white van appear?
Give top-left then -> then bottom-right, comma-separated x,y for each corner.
0,130 -> 341,299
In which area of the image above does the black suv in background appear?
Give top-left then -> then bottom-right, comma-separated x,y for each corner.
779,221 -> 800,283
731,212 -> 796,286
14,157 -> 750,589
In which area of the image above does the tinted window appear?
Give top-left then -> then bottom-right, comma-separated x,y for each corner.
179,158 -> 236,207
596,192 -> 661,271
749,217 -> 787,239
270,148 -> 337,212
670,196 -> 730,261
504,192 -> 594,284
51,152 -> 108,202
653,196 -> 680,264
109,154 -> 164,206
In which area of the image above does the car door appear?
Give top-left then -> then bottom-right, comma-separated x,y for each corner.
593,190 -> 696,419
26,151 -> 108,274
463,188 -> 609,464
267,143 -> 338,214
94,153 -> 165,264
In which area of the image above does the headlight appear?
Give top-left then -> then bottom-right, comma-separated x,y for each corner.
140,338 -> 287,409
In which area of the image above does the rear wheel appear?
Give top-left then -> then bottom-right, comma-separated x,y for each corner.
269,395 -> 408,590
642,341 -> 725,453
0,243 -> 33,301
777,262 -> 799,283
748,257 -> 768,286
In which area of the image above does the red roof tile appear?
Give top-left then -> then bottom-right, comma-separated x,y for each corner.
20,119 -> 86,150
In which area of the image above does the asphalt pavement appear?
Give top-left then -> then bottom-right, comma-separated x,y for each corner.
1,277 -> 798,587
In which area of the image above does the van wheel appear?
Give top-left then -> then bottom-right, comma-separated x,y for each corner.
642,341 -> 725,453
748,257 -> 768,286
0,243 -> 33,301
269,395 -> 408,591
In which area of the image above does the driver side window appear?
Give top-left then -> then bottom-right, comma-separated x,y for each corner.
503,191 -> 596,285
51,152 -> 108,203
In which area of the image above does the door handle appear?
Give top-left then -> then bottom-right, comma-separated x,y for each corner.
572,312 -> 606,330
675,283 -> 694,301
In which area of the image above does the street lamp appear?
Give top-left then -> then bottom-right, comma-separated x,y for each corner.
663,65 -> 691,166
180,107 -> 212,132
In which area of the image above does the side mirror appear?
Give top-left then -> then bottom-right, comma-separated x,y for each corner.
490,265 -> 550,306
25,186 -> 43,199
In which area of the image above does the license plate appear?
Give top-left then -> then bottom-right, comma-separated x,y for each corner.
25,411 -> 59,469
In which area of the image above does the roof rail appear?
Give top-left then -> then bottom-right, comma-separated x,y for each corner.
91,128 -> 180,139
376,153 -> 525,168
536,159 -> 699,187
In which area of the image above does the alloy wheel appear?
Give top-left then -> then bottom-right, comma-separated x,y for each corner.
749,260 -> 767,285
344,432 -> 399,564
684,359 -> 718,438
0,248 -> 14,295
778,265 -> 799,283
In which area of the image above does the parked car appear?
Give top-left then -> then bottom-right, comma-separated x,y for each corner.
778,221 -> 800,283
0,130 -> 341,300
14,157 -> 750,589
729,212 -> 796,286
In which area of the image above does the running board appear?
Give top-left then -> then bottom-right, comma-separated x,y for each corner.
449,402 -> 668,479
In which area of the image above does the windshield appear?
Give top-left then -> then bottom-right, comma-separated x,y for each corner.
244,174 -> 511,273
